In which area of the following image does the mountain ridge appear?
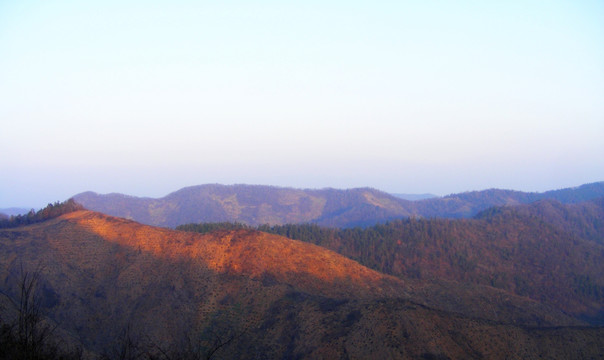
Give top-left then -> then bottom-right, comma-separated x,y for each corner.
391,193 -> 438,201
73,181 -> 604,228
0,207 -> 31,216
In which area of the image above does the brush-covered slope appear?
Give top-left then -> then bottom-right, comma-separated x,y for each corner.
484,197 -> 604,245
1,211 -> 602,359
58,210 -> 400,298
73,182 -> 604,228
206,209 -> 604,324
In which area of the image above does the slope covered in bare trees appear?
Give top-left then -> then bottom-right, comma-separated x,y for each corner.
1,210 -> 602,358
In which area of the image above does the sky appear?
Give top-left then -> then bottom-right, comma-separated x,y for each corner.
1,0 -> 603,208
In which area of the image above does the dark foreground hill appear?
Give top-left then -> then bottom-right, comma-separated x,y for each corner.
73,182 -> 604,228
1,211 -> 602,359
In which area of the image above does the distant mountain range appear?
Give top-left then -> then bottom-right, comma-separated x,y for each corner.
1,210 -> 602,358
73,181 -> 604,228
0,207 -> 31,217
391,193 -> 437,201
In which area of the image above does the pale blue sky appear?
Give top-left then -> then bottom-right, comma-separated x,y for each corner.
1,0 -> 603,208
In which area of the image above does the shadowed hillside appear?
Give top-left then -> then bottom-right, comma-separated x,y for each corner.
1,211 -> 603,358
73,182 -> 604,228
181,208 -> 604,324
478,197 -> 604,245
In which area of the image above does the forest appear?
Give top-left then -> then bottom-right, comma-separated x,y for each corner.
177,208 -> 604,323
0,199 -> 84,229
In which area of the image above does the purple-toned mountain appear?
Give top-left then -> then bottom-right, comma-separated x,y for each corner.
391,193 -> 437,201
416,181 -> 604,218
74,184 -> 415,228
73,182 -> 604,228
0,207 -> 31,217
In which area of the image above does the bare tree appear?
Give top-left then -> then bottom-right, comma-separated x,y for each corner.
0,265 -> 66,359
101,323 -> 145,360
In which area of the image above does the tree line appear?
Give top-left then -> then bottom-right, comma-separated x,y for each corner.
0,199 -> 84,229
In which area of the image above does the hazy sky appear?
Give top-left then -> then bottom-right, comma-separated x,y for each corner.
1,0 -> 603,208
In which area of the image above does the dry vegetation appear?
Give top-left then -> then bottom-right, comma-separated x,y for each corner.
0,210 -> 603,358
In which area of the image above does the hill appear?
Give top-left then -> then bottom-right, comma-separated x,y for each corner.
1,211 -> 602,358
73,184 -> 415,228
181,207 -> 604,324
416,182 -> 604,218
479,197 -> 604,246
73,182 -> 604,228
